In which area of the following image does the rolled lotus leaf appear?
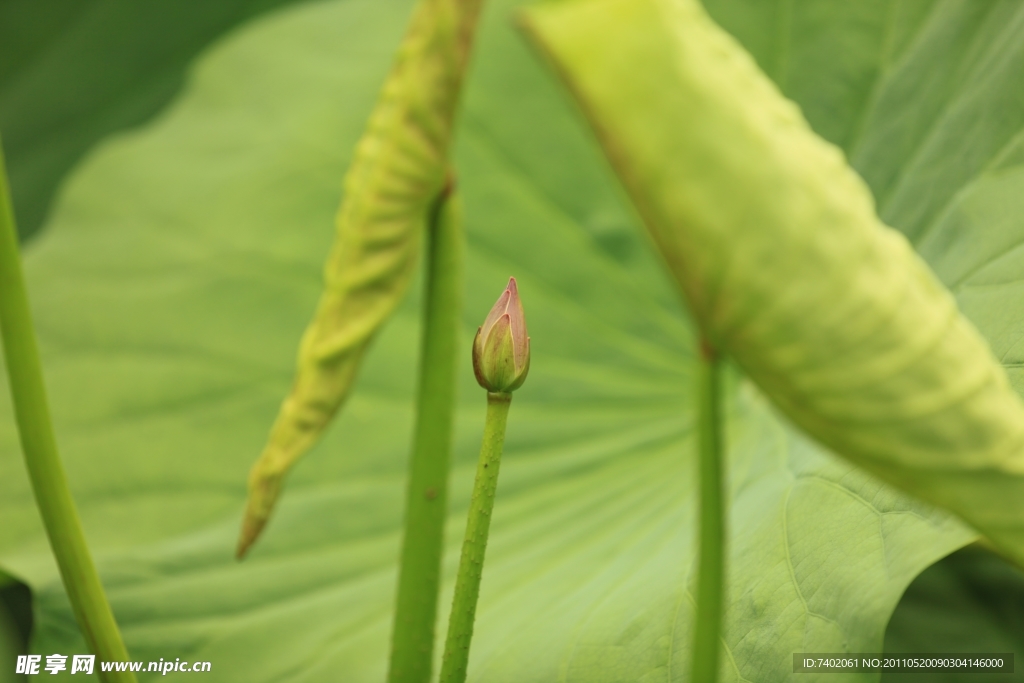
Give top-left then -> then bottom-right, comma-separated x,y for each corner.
519,0 -> 1024,564
238,0 -> 483,558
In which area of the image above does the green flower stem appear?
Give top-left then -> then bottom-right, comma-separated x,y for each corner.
0,143 -> 136,682
691,341 -> 724,683
388,182 -> 464,683
439,391 -> 512,683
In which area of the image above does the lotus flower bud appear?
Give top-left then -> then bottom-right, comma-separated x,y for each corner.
473,277 -> 530,393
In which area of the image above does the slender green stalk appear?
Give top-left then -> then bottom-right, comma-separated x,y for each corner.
387,182 -> 463,683
439,391 -> 512,683
691,341 -> 724,683
0,140 -> 136,683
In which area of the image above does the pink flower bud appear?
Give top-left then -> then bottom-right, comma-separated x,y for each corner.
473,278 -> 530,393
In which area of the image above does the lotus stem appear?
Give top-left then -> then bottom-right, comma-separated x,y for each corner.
0,140 -> 136,682
438,391 -> 512,683
691,339 -> 724,683
387,181 -> 463,683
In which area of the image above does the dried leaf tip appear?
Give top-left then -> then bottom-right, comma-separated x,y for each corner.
473,277 -> 530,393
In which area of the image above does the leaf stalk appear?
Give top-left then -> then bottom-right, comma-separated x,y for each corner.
691,340 -> 724,683
0,141 -> 136,682
388,182 -> 463,683
438,391 -> 512,683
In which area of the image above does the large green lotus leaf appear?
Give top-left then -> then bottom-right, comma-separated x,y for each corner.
2,0 -> 1016,680
519,0 -> 1024,566
702,0 -> 1024,397
0,0 -> 310,241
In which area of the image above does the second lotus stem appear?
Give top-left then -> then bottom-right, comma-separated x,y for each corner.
0,139 -> 136,682
387,182 -> 463,683
691,339 -> 725,683
439,391 -> 512,683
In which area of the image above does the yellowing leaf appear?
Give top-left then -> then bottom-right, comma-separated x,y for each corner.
239,0 -> 483,556
520,0 -> 1024,565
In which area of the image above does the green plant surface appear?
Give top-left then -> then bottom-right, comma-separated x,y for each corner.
691,348 -> 723,683
1,144 -> 134,681
0,0 -> 312,242
389,187 -> 463,683
882,545 -> 1024,683
439,391 -> 511,683
0,0 -> 1020,681
701,0 -> 1024,395
0,590 -> 24,683
238,0 -> 483,557
519,0 -> 1024,567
